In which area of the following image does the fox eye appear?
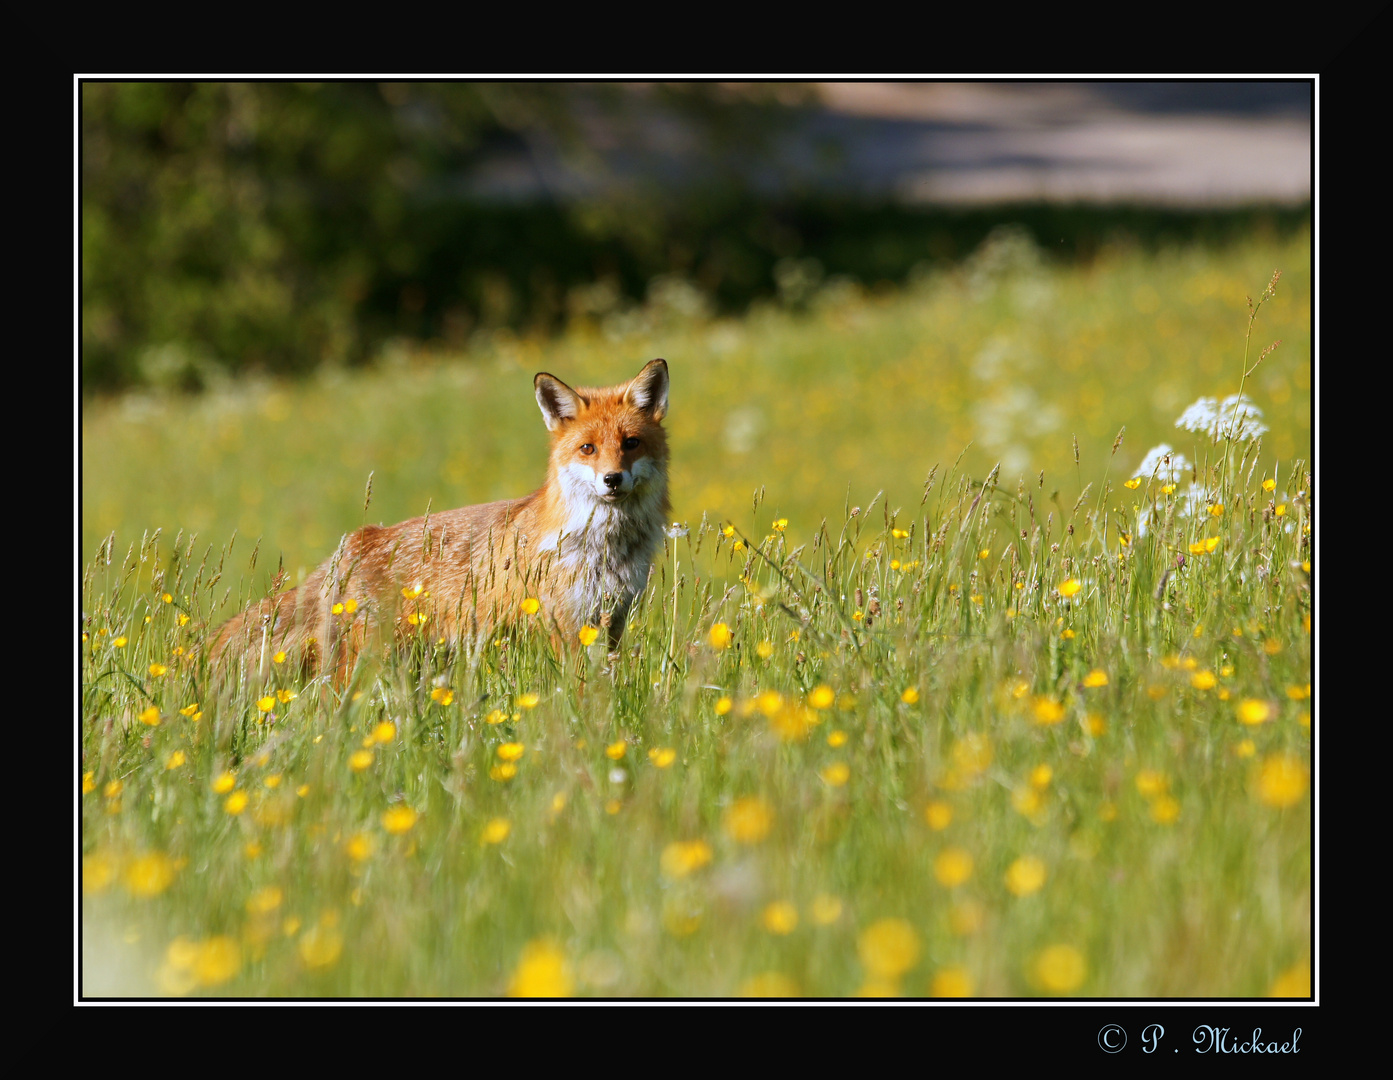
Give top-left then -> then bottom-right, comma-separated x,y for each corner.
580,443 -> 596,455
622,437 -> 640,450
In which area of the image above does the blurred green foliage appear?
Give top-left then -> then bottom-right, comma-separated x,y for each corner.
82,81 -> 1311,394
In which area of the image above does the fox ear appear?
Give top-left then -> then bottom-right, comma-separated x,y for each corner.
625,358 -> 669,420
535,373 -> 582,431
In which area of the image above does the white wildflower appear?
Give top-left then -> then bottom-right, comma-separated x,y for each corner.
1174,394 -> 1267,442
665,523 -> 689,540
1133,444 -> 1193,484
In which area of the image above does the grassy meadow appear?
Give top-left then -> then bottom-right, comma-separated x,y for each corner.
79,227 -> 1312,998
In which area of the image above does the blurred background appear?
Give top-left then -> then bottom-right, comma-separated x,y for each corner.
81,81 -> 1312,582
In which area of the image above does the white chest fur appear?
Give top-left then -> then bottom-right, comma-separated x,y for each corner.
541,465 -> 667,633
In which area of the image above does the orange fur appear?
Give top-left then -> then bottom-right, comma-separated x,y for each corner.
211,359 -> 671,676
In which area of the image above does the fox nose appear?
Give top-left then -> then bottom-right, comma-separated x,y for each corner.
603,472 -> 624,490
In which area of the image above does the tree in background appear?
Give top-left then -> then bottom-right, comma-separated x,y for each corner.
81,81 -> 808,392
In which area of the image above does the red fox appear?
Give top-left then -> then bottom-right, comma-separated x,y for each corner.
211,359 -> 671,675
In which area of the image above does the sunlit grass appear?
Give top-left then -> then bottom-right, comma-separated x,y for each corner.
79,229 -> 1311,998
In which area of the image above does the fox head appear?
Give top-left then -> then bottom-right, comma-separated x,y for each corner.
534,358 -> 670,508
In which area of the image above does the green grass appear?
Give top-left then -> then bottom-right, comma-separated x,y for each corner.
80,228 -> 1311,997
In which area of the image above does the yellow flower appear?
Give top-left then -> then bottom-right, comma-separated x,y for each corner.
753,690 -> 782,717
810,895 -> 843,925
827,729 -> 848,748
900,687 -> 920,705
820,762 -> 850,787
104,779 -> 123,799
481,818 -> 511,844
891,528 -> 910,539
857,918 -> 920,980
1057,578 -> 1082,598
516,692 -> 541,709
113,636 -> 127,648
430,687 -> 454,706
709,622 -> 733,649
1269,961 -> 1310,998
723,796 -> 774,844
372,721 -> 396,743
274,649 -> 289,665
1032,944 -> 1086,993
348,749 -> 374,772
739,973 -> 799,997
1135,769 -> 1168,797
648,747 -> 677,768
604,741 -> 626,760
934,847 -> 974,887
191,936 -> 241,987
947,733 -> 993,785
714,696 -> 733,715
246,886 -> 284,915
1190,670 -> 1217,690
1275,503 -> 1287,517
508,939 -> 573,998
83,850 -> 118,893
772,518 -> 789,532
490,763 -> 518,781
1262,478 -> 1277,492
212,771 -> 236,794
977,547 -> 990,559
165,751 -> 186,770
660,839 -> 713,879
332,603 -> 344,615
519,597 -> 541,615
1012,787 -> 1043,818
139,705 -> 161,726
277,688 -> 296,704
769,704 -> 815,742
1032,697 -> 1065,725
1082,669 -> 1108,688
761,901 -> 799,935
924,801 -> 952,830
257,696 -> 276,713
382,805 -> 418,834
1123,477 -> 1142,490
124,852 -> 179,897
1005,856 -> 1047,896
808,685 -> 835,710
148,663 -> 167,678
755,640 -> 774,659
930,967 -> 974,998
485,709 -> 507,724
1209,503 -> 1224,517
407,611 -> 428,626
82,771 -> 96,794
224,791 -> 249,815
1149,795 -> 1181,824
1030,764 -> 1053,788
1237,699 -> 1273,726
498,742 -> 526,762
402,584 -> 426,600
179,703 -> 200,717
578,625 -> 600,646
1254,754 -> 1308,808
298,923 -> 344,970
